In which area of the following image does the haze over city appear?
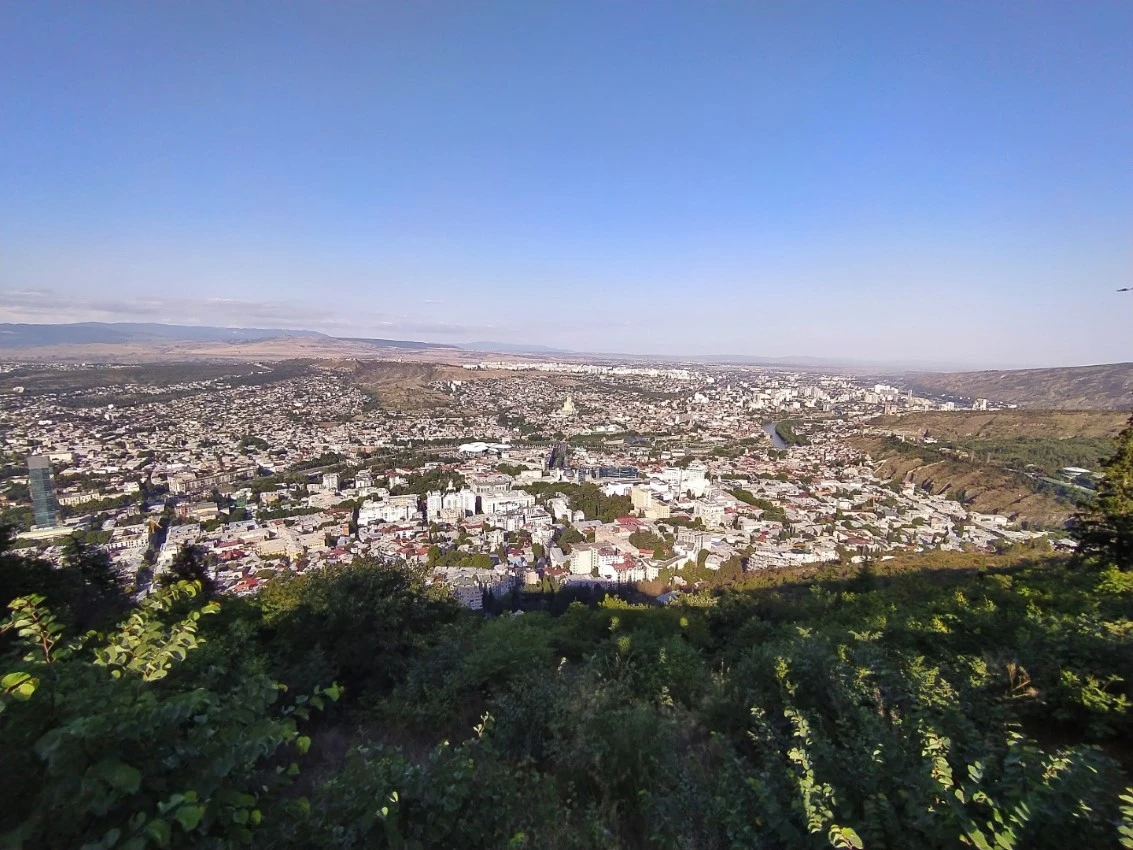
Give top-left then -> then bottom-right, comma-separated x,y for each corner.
2,2 -> 1131,366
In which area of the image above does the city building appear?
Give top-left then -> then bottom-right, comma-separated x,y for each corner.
570,543 -> 598,575
27,455 -> 59,528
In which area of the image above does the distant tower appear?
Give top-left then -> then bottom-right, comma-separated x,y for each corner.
561,395 -> 576,416
27,455 -> 59,528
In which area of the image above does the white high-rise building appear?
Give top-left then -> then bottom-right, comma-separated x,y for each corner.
459,489 -> 478,515
426,490 -> 443,518
322,472 -> 340,492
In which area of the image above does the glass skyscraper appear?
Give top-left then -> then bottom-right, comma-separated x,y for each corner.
27,455 -> 59,528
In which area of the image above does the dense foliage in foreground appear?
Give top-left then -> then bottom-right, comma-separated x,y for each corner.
1,545 -> 1130,849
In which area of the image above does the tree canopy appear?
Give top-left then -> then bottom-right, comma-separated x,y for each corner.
1074,412 -> 1133,569
0,525 -> 1131,848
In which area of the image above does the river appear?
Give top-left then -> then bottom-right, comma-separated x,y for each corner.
763,422 -> 787,450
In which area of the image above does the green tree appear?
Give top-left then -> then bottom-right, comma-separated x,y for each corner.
59,535 -> 129,630
629,530 -> 669,559
0,526 -> 76,616
61,535 -> 118,596
257,558 -> 460,695
470,553 -> 495,570
1074,412 -> 1133,569
0,528 -> 127,634
557,525 -> 584,548
161,544 -> 216,596
0,582 -> 337,849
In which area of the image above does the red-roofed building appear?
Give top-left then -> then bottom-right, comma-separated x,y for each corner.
613,556 -> 646,583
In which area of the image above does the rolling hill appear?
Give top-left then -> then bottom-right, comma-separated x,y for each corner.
0,322 -> 330,348
0,322 -> 465,363
898,363 -> 1133,410
869,410 -> 1128,441
0,323 -> 554,362
851,435 -> 1079,528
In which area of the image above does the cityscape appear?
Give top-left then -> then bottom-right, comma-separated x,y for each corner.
3,358 -> 1058,607
1,2 -> 1130,847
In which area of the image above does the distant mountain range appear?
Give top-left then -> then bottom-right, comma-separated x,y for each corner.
0,322 -> 568,356
684,354 -> 990,371
2,323 -> 1130,410
0,322 -> 1026,367
0,322 -> 329,348
460,341 -> 572,354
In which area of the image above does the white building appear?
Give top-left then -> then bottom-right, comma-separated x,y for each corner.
358,495 -> 419,526
570,543 -> 598,575
692,500 -> 727,527
107,524 -> 149,552
548,497 -> 572,520
481,490 -> 536,516
434,567 -> 518,610
441,488 -> 478,516
659,463 -> 708,498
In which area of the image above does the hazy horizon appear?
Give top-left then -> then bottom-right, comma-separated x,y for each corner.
2,2 -> 1131,368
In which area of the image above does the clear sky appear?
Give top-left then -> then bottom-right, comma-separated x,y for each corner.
1,1 -> 1130,367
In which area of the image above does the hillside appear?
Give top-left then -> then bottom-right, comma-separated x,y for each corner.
339,360 -> 456,412
0,321 -> 329,348
332,360 -> 512,413
871,409 -> 1128,441
2,541 -> 1130,848
0,322 -> 566,362
0,336 -> 472,364
899,363 -> 1133,410
0,322 -> 467,364
851,434 -> 1078,527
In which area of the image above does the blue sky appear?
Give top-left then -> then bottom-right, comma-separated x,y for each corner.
1,1 -> 1130,367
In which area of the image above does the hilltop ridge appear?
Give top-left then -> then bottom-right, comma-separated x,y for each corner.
897,363 -> 1133,411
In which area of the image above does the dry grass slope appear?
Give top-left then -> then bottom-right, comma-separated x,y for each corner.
902,363 -> 1133,410
851,435 -> 1074,528
870,410 -> 1128,440
328,360 -> 514,413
